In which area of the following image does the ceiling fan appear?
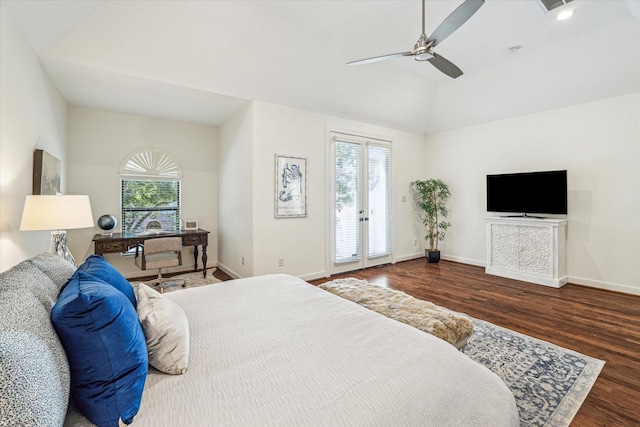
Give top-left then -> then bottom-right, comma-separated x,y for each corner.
348,0 -> 485,79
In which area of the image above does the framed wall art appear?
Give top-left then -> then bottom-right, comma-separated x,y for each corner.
33,149 -> 61,195
275,154 -> 307,218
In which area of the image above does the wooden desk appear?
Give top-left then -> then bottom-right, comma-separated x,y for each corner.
92,229 -> 210,278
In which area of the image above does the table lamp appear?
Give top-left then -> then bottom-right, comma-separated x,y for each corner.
20,194 -> 94,265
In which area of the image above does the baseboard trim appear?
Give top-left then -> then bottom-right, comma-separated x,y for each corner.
441,254 -> 485,267
216,262 -> 242,280
396,253 -> 486,268
394,253 -> 425,263
568,275 -> 640,296
299,271 -> 328,281
217,263 -> 327,282
435,256 -> 639,296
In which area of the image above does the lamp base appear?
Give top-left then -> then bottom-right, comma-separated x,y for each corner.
50,230 -> 76,266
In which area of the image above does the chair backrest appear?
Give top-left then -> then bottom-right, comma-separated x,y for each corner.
144,237 -> 183,254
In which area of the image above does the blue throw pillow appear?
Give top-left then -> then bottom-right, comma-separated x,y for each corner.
51,272 -> 147,427
77,254 -> 136,308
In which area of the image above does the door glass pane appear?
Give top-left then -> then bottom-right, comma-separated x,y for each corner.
367,144 -> 391,258
334,141 -> 361,263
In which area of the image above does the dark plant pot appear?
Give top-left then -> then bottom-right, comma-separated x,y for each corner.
426,249 -> 441,263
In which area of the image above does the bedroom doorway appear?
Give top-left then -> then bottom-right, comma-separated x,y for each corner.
329,132 -> 392,275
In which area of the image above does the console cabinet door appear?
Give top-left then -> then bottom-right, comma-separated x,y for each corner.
490,224 -> 553,276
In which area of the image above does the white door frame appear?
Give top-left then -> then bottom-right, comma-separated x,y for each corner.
327,130 -> 393,276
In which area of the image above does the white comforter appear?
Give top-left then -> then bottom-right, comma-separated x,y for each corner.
66,274 -> 519,426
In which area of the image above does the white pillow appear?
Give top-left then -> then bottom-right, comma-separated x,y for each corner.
136,284 -> 189,375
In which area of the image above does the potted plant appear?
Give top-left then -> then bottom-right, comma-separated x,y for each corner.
410,179 -> 451,263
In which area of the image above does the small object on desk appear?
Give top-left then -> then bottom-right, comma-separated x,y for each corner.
183,219 -> 198,230
97,214 -> 117,236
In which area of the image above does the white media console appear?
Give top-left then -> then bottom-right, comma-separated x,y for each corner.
485,216 -> 568,288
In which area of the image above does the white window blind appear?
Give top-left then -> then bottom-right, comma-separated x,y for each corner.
121,179 -> 181,233
334,140 -> 362,263
367,143 -> 391,258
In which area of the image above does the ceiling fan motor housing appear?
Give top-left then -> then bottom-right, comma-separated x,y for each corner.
414,35 -> 434,61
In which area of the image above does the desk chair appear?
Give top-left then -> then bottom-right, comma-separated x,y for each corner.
135,237 -> 186,293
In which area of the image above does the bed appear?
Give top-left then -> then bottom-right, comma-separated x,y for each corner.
63,273 -> 519,426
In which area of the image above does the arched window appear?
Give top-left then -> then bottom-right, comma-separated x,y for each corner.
119,148 -> 183,234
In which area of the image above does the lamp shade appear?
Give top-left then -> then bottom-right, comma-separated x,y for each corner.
20,195 -> 94,231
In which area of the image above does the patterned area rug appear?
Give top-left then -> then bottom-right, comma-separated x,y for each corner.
461,318 -> 604,427
316,278 -> 604,427
143,268 -> 221,292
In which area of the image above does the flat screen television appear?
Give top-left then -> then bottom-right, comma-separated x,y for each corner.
486,170 -> 567,216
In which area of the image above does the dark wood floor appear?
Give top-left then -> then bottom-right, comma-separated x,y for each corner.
307,259 -> 640,427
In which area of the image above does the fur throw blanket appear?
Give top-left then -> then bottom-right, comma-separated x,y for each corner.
318,278 -> 473,349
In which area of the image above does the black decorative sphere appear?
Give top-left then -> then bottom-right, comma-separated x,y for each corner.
97,214 -> 117,231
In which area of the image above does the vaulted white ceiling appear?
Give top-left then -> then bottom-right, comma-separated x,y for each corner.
4,0 -> 640,134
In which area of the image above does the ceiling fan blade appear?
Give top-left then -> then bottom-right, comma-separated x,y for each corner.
428,53 -> 463,79
347,51 -> 413,66
428,0 -> 484,47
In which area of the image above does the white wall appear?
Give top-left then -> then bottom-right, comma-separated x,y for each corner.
0,5 -> 69,272
245,101 -> 426,280
424,93 -> 640,295
218,104 -> 255,278
67,108 -> 218,278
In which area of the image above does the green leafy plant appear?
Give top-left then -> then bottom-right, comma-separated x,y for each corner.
410,179 -> 451,251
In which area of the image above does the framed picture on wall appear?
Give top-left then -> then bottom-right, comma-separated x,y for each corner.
33,149 -> 61,195
275,154 -> 307,218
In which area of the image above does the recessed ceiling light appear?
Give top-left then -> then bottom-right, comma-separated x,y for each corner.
557,10 -> 575,20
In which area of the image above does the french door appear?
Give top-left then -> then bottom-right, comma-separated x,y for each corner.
329,133 -> 392,275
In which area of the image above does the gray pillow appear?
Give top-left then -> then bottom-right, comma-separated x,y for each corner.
0,331 -> 68,426
136,284 -> 190,375
29,252 -> 77,290
0,255 -> 73,427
